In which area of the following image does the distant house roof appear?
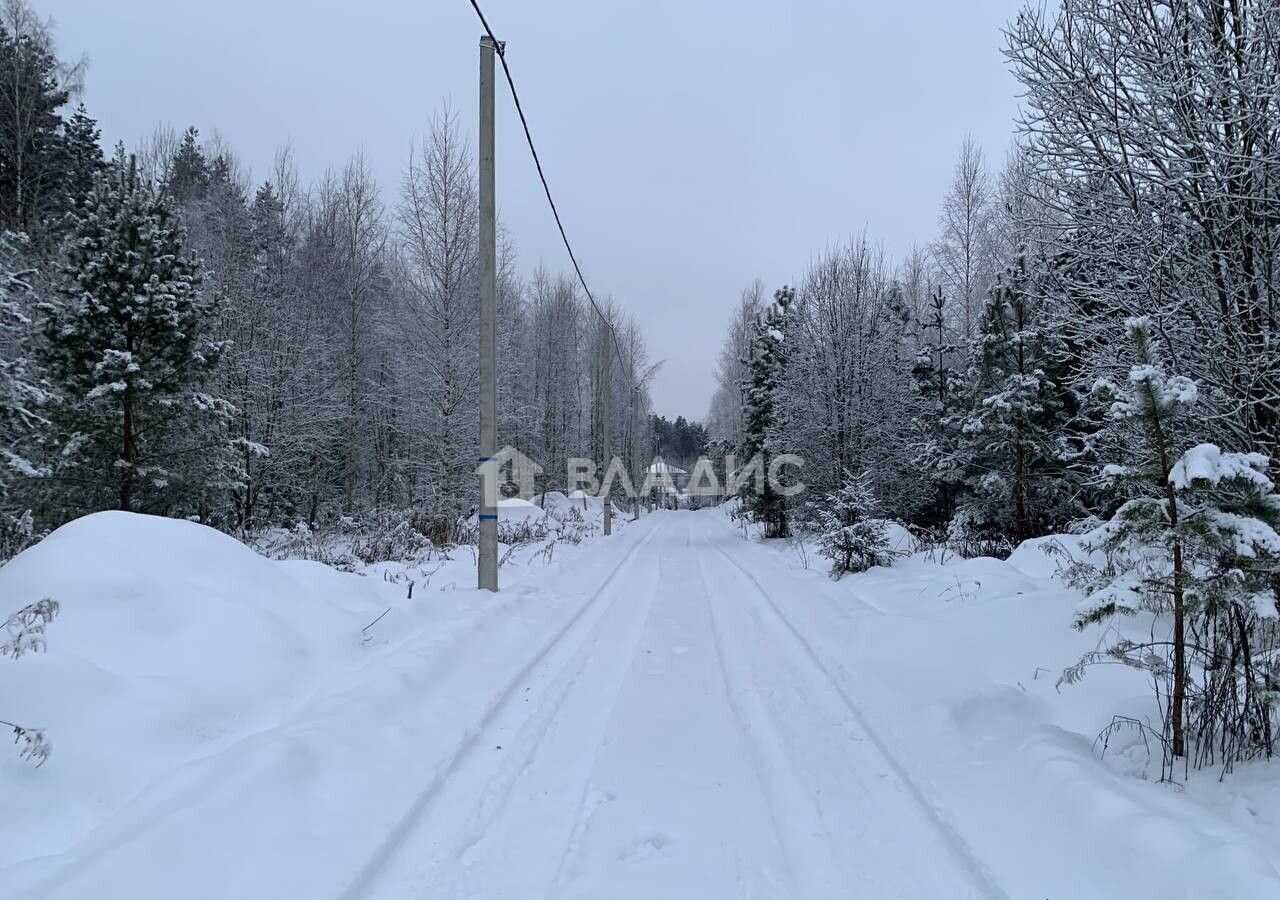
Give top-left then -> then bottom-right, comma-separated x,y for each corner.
646,458 -> 687,476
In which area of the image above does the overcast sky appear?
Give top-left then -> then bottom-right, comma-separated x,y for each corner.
43,0 -> 1025,421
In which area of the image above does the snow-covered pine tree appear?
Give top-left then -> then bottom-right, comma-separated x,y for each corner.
39,148 -> 241,519
0,232 -> 45,558
951,250 -> 1078,548
813,468 -> 892,578
1068,316 -> 1280,766
740,286 -> 792,538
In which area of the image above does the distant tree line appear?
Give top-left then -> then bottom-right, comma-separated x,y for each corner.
649,414 -> 707,470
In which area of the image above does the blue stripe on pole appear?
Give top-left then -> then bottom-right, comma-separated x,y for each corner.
479,456 -> 495,462
478,513 -> 498,520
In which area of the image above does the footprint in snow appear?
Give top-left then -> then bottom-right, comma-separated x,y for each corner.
618,833 -> 668,862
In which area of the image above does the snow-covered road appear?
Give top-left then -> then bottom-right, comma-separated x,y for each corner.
7,507 -> 1280,899
344,511 -> 1001,900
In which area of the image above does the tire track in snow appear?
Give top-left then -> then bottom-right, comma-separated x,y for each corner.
422,520 -> 663,897
689,520 -> 809,899
700,518 -> 1013,900
541,516 -> 798,899
540,537 -> 666,900
334,517 -> 665,900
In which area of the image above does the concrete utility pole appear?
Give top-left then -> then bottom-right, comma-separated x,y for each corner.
478,34 -> 498,591
631,385 -> 640,521
602,332 -> 612,536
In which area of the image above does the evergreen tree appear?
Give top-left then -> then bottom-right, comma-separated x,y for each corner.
740,286 -> 792,538
952,251 -> 1079,547
1068,317 -> 1280,764
0,232 -> 44,557
58,104 -> 103,216
650,413 -> 709,468
39,149 -> 241,518
166,127 -> 209,206
813,469 -> 892,578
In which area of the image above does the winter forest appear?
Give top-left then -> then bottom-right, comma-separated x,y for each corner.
0,0 -> 659,556
6,0 -> 1280,897
709,0 -> 1280,770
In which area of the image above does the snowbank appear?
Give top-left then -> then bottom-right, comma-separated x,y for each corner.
881,519 -> 916,555
493,496 -> 545,526
0,511 -> 396,870
715,508 -> 1280,898
0,508 -> 653,898
464,491 -> 625,530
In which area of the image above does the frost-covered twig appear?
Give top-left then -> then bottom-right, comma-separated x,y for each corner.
2,598 -> 58,659
0,720 -> 51,767
4,599 -> 59,765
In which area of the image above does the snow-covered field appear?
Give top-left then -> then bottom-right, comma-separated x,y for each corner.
2,505 -> 1278,898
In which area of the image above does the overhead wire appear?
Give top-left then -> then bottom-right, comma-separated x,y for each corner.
466,0 -> 630,371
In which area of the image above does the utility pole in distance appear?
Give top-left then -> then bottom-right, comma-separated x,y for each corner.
602,331 -> 612,536
477,34 -> 498,591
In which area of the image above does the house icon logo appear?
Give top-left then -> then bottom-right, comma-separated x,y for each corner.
475,446 -> 544,505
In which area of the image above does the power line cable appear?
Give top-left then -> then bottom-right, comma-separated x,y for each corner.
466,0 -> 628,369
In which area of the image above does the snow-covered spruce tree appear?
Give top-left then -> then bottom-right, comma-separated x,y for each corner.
57,104 -> 103,218
165,126 -> 210,207
813,469 -> 892,578
950,251 -> 1078,550
39,149 -> 241,519
739,286 -> 792,538
0,232 -> 45,558
1068,317 -> 1280,767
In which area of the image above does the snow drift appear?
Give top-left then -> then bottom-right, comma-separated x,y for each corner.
0,511 -> 396,872
0,508 -> 650,899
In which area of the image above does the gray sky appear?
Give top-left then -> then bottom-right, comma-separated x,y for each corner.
43,0 -> 1025,421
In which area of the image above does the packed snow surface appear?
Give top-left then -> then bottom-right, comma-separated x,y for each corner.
1,508 -> 1278,898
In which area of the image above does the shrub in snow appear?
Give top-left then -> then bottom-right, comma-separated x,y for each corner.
252,509 -> 449,571
350,511 -> 436,564
496,517 -> 549,547
945,505 -> 1015,560
1063,317 -> 1280,773
813,470 -> 892,579
2,597 -> 58,766
548,505 -> 592,545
